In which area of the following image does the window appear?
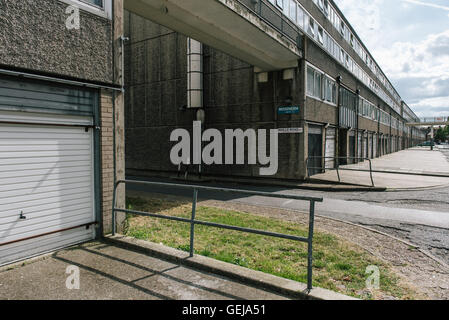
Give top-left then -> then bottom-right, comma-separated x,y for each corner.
314,71 -> 322,98
324,77 -> 336,104
347,56 -> 353,72
306,66 -> 322,99
60,0 -> 111,18
334,12 -> 340,30
82,0 -> 103,7
283,0 -> 289,15
276,0 -> 284,10
340,87 -> 357,111
307,66 -> 336,105
323,32 -> 329,50
307,67 -> 315,97
333,41 -> 339,59
323,0 -> 330,16
308,17 -> 316,37
289,0 -> 297,21
317,27 -> 324,44
297,5 -> 304,29
340,49 -> 345,64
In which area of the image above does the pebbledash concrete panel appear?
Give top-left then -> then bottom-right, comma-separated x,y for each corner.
0,0 -> 113,84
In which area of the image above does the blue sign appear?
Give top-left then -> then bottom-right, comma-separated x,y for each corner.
278,106 -> 300,115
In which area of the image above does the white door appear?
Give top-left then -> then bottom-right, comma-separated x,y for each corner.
325,127 -> 336,170
0,112 -> 95,266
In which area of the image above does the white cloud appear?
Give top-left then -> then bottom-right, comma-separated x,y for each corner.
374,30 -> 449,116
376,30 -> 449,79
402,0 -> 449,12
333,0 -> 385,44
335,0 -> 449,117
410,96 -> 449,117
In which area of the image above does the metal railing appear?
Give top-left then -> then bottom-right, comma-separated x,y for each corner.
236,0 -> 303,48
112,179 -> 323,291
306,157 -> 375,187
420,117 -> 449,123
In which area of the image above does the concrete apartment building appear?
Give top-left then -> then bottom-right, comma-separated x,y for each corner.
0,0 -> 125,266
124,0 -> 425,180
0,0 -> 426,268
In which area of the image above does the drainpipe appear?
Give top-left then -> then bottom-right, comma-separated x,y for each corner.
336,76 -> 341,165
388,112 -> 393,153
303,37 -> 308,179
377,105 -> 380,157
355,89 -> 360,162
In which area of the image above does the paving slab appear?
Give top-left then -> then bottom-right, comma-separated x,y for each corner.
352,148 -> 449,175
312,149 -> 449,190
0,241 -> 289,300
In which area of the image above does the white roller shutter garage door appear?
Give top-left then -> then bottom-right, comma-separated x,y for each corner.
0,76 -> 98,266
0,113 -> 96,265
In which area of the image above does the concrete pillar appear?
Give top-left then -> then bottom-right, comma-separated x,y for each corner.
114,0 -> 126,233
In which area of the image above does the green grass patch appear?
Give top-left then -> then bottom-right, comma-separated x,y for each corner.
124,196 -> 416,300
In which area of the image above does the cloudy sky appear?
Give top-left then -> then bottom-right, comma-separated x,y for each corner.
333,0 -> 449,118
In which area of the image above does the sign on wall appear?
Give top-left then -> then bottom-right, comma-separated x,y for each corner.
278,127 -> 304,134
278,106 -> 300,115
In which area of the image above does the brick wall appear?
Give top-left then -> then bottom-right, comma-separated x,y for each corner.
100,89 -> 126,234
101,0 -> 125,235
100,90 -> 115,234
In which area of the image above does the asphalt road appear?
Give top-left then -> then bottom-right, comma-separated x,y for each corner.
126,172 -> 449,264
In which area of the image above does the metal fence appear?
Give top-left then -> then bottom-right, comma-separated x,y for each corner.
236,0 -> 303,48
306,157 -> 375,187
420,117 -> 449,123
112,179 -> 323,291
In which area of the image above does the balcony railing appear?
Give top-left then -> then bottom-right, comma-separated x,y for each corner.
236,0 -> 303,49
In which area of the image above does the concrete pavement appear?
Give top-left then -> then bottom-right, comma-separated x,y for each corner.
312,148 -> 449,190
0,241 -> 290,300
0,240 -> 354,300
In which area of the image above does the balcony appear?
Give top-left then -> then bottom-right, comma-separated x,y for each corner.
124,0 -> 302,71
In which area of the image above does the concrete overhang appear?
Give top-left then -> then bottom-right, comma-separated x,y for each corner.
124,0 -> 301,71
